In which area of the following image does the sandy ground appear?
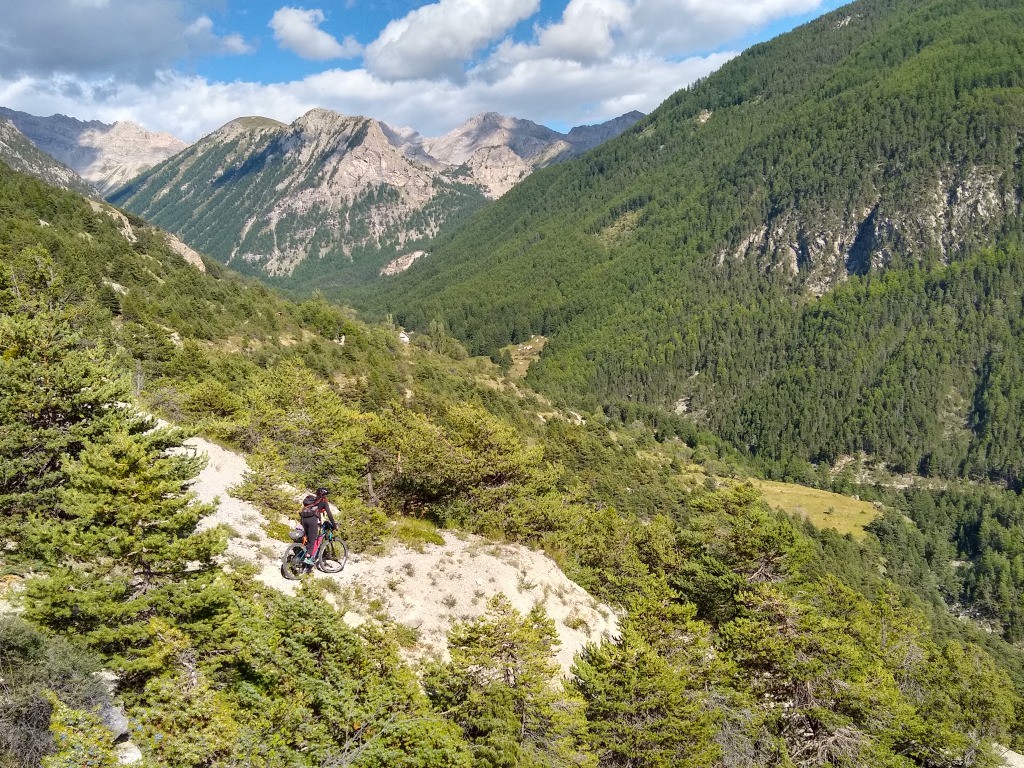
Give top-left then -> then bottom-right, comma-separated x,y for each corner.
185,436 -> 618,673
1000,745 -> 1024,767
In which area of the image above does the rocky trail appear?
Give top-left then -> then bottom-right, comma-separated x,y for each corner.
186,436 -> 618,673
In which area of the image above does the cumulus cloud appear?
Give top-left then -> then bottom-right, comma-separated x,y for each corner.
492,0 -> 825,74
0,0 -> 836,144
625,0 -> 823,55
187,16 -> 255,56
0,0 -> 252,82
269,7 -> 362,61
0,42 -> 730,143
531,0 -> 631,63
364,0 -> 540,82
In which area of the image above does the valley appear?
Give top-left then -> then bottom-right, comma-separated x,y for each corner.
5,0 -> 1024,765
107,109 -> 642,291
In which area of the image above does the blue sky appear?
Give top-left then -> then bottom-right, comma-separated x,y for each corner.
0,0 -> 848,141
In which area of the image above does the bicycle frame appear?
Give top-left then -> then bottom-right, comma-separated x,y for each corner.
305,523 -> 333,559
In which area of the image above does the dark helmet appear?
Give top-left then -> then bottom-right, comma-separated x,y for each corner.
316,487 -> 329,497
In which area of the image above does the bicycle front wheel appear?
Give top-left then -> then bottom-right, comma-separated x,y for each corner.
317,539 -> 348,574
281,543 -> 307,580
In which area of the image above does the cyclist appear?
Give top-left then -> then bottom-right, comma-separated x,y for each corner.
300,486 -> 336,567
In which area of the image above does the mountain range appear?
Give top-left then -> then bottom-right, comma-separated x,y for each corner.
9,0 -> 1024,761
0,118 -> 94,196
6,150 -> 1023,768
0,107 -> 187,196
107,108 -> 643,287
355,0 -> 1024,485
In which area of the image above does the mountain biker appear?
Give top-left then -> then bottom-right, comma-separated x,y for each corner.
300,486 -> 336,566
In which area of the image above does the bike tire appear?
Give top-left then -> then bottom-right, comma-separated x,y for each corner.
281,543 -> 307,580
317,539 -> 348,574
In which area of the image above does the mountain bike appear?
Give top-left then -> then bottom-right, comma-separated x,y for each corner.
281,522 -> 348,580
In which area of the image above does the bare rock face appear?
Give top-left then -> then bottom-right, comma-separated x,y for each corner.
381,250 -> 428,276
0,118 -> 94,195
78,121 -> 187,194
111,107 -> 645,282
425,112 -> 571,168
165,233 -> 207,272
463,145 -> 534,198
720,165 -> 1022,293
0,107 -> 187,196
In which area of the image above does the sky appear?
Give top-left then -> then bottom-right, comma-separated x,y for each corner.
0,0 -> 848,142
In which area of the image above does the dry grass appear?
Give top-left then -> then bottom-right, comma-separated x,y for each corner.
502,335 -> 547,380
752,479 -> 878,539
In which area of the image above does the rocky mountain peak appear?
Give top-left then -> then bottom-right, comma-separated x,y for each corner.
426,112 -> 568,168
111,106 -> 645,284
294,107 -> 361,134
0,118 -> 95,195
0,107 -> 187,196
213,116 -> 287,142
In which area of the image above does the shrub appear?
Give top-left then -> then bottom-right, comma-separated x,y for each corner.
0,617 -> 109,768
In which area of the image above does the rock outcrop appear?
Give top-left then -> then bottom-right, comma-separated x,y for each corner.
111,107 -> 644,283
0,107 -> 187,196
0,118 -> 95,195
722,166 -> 1022,293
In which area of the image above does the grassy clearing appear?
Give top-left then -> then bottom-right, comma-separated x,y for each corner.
503,335 -> 547,380
752,479 -> 879,539
391,516 -> 445,551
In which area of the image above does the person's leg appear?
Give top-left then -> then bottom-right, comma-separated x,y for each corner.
301,517 -> 319,565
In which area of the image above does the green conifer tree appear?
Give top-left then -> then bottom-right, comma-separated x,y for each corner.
0,247 -> 127,558
423,595 -> 594,768
24,423 -> 227,676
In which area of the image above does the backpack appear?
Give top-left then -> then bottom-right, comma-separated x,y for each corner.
300,494 -> 319,519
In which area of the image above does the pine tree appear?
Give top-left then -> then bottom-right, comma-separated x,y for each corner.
24,423 -> 227,676
571,597 -> 721,768
423,595 -> 594,768
0,247 -> 127,558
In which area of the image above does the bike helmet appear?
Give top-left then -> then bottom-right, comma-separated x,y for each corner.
316,486 -> 329,497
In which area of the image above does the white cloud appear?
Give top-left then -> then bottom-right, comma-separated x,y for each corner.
364,0 -> 540,82
0,41 -> 730,143
626,0 -> 823,55
0,0 -> 835,144
500,0 -> 826,67
532,0 -> 631,63
269,7 -> 362,61
187,16 -> 256,56
0,0 -> 252,82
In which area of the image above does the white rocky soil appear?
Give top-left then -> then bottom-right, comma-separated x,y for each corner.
999,745 -> 1024,767
186,436 -> 618,673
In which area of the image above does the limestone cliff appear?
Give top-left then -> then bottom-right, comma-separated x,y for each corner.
0,107 -> 187,196
110,107 -> 643,284
0,118 -> 94,196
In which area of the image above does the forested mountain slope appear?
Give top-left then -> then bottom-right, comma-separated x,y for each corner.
356,0 -> 1024,485
108,109 -> 641,291
0,118 -> 94,196
5,160 -> 1024,766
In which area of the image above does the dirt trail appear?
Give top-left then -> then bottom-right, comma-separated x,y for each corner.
185,436 -> 618,672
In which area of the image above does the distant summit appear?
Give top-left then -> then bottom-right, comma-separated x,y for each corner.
0,108 -> 187,196
109,107 -> 643,285
565,110 -> 646,150
0,118 -> 94,196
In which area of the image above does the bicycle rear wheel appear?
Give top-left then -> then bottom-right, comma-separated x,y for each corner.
317,539 -> 348,574
281,543 -> 307,580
